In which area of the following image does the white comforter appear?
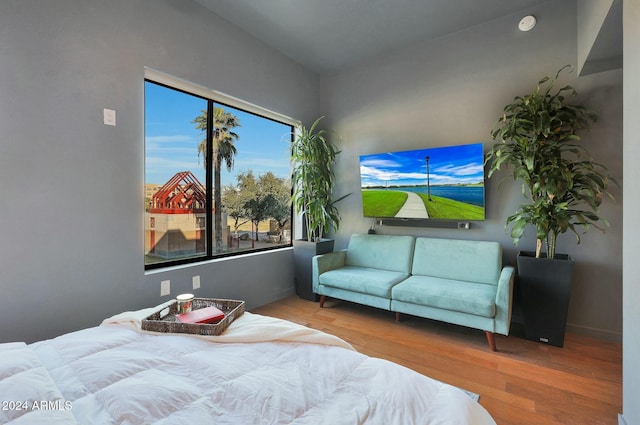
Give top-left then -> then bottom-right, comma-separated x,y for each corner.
0,305 -> 496,425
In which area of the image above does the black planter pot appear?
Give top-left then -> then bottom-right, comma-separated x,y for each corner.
517,251 -> 574,347
293,238 -> 335,301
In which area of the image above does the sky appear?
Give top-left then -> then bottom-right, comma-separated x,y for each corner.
145,81 -> 293,187
359,143 -> 484,187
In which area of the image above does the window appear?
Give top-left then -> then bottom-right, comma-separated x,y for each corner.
144,72 -> 294,269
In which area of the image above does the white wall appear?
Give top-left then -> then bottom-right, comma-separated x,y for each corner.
0,0 -> 318,343
622,0 -> 640,422
320,0 -> 623,341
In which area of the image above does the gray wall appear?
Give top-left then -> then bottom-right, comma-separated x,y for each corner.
320,0 -> 623,341
622,0 -> 639,423
0,0 -> 318,343
577,0 -> 613,75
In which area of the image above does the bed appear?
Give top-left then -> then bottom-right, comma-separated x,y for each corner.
0,302 -> 496,424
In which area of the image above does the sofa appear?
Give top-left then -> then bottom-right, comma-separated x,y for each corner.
312,234 -> 515,351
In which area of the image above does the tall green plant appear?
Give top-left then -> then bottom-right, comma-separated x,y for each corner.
485,66 -> 612,259
291,117 -> 348,242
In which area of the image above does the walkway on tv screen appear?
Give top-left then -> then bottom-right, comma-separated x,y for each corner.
394,192 -> 429,218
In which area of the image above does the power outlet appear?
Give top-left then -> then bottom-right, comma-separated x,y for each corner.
192,275 -> 201,290
160,280 -> 170,296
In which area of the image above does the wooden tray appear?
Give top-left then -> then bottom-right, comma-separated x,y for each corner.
141,298 -> 245,336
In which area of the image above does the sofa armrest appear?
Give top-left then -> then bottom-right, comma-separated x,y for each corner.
312,250 -> 347,292
494,266 -> 515,335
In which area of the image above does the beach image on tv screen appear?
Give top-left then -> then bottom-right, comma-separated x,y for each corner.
359,143 -> 485,220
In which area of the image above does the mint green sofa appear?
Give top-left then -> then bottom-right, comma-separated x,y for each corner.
312,234 -> 515,351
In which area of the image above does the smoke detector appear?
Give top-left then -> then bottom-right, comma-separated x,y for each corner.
518,15 -> 537,32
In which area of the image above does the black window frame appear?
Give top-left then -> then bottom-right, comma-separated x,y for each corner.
144,76 -> 295,271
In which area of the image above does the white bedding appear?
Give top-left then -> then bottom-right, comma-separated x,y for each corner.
0,305 -> 496,425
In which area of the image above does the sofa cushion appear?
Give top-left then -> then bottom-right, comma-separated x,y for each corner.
345,234 -> 415,274
319,266 -> 409,298
412,237 -> 502,285
391,275 -> 496,318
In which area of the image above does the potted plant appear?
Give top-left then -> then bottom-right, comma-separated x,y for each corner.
291,117 -> 349,300
485,65 -> 613,346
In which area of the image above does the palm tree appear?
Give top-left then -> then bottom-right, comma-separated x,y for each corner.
193,107 -> 241,252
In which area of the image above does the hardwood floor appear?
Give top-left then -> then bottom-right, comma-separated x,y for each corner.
252,295 -> 622,425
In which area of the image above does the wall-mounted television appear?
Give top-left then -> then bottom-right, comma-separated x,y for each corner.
359,143 -> 485,221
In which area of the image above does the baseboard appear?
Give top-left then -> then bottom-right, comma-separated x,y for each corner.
566,323 -> 622,343
618,413 -> 627,425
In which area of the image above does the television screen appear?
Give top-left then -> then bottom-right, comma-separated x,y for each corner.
359,143 -> 485,220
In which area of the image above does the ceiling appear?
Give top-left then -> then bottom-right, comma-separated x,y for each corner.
194,0 -> 551,74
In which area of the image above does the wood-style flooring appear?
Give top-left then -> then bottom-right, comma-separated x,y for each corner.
252,295 -> 622,425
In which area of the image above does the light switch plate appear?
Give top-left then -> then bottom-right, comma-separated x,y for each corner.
103,108 -> 116,126
192,275 -> 201,290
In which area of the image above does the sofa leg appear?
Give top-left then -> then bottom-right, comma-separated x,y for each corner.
319,295 -> 326,308
485,331 -> 497,352
395,312 -> 401,322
